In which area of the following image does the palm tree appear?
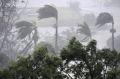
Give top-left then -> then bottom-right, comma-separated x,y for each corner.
37,5 -> 58,53
77,22 -> 92,42
96,12 -> 116,50
15,21 -> 39,55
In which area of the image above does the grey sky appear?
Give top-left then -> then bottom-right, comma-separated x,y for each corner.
26,0 -> 101,8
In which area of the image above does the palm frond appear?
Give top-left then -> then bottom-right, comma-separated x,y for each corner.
16,21 -> 34,39
37,5 -> 58,20
17,26 -> 33,39
78,22 -> 91,37
15,21 -> 33,28
96,12 -> 114,27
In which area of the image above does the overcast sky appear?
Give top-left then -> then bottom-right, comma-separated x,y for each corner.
25,0 -> 103,9
22,0 -> 120,15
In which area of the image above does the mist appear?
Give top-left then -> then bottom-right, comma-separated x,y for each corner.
19,0 -> 120,49
0,0 -> 120,70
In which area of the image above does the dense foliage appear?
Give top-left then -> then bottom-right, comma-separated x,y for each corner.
60,37 -> 120,79
0,37 -> 120,79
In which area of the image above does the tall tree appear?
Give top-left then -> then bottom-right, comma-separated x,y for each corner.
37,5 -> 58,53
15,21 -> 39,55
0,0 -> 18,52
0,0 -> 31,60
60,37 -> 120,79
96,12 -> 116,50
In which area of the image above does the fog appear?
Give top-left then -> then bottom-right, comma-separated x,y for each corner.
19,0 -> 120,49
0,0 -> 120,68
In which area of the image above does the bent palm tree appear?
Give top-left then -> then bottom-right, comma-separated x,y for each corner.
77,22 -> 92,42
96,12 -> 116,50
15,21 -> 39,55
37,5 -> 58,20
37,5 -> 58,53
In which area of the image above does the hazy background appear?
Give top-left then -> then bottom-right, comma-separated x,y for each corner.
18,0 -> 120,49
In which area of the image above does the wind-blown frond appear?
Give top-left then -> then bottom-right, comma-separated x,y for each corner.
96,12 -> 114,27
77,22 -> 92,38
37,5 -> 58,20
17,26 -> 33,39
16,21 -> 33,28
16,21 -> 39,55
16,21 -> 34,39
77,22 -> 92,42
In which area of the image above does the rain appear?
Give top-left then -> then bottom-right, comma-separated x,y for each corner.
0,0 -> 120,79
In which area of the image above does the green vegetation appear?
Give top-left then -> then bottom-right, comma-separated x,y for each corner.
0,37 -> 120,79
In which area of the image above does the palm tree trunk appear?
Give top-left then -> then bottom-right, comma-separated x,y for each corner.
55,19 -> 58,53
111,23 -> 115,50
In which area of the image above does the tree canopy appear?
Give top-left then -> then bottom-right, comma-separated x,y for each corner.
0,37 -> 120,79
